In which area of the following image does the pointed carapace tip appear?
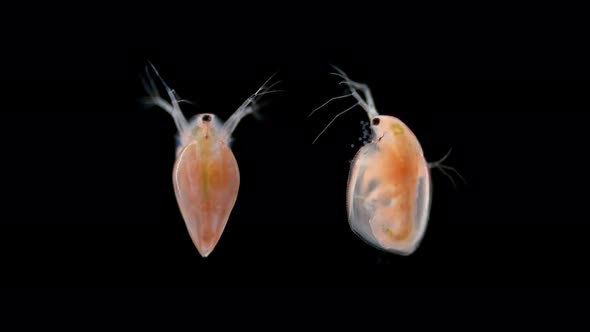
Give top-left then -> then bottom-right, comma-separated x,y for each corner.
199,250 -> 212,258
195,239 -> 219,258
197,247 -> 213,258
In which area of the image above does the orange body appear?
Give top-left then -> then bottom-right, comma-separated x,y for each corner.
347,116 -> 431,255
173,129 -> 239,257
311,66 -> 436,256
142,63 -> 276,257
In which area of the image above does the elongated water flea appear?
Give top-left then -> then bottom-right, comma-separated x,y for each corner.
141,63 -> 280,257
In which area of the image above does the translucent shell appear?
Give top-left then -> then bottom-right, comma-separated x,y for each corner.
142,64 -> 278,257
173,135 -> 240,257
311,67 -> 450,255
346,116 -> 431,255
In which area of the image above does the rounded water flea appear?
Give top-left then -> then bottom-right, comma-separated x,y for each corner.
310,66 -> 463,256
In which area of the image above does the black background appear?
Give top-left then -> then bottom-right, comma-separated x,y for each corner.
1,5 -> 589,298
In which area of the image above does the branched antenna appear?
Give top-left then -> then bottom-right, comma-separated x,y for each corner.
308,93 -> 353,117
311,103 -> 360,144
329,65 -> 378,118
428,148 -> 466,189
221,71 -> 283,143
309,65 -> 379,144
140,61 -> 190,134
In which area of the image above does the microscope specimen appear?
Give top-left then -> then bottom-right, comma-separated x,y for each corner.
310,66 -> 462,255
142,64 -> 279,257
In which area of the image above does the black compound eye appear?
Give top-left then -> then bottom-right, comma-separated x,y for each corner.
202,115 -> 211,122
372,117 -> 380,126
